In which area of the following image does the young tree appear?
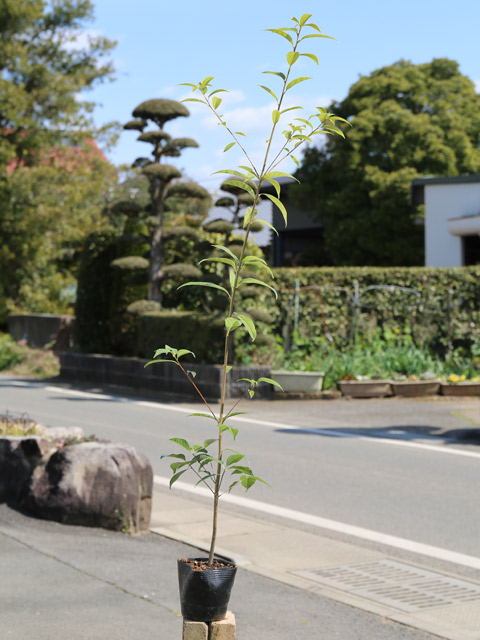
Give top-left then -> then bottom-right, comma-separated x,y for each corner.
292,58 -> 480,266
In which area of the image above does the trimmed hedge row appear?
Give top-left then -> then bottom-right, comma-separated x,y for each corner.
270,266 -> 480,354
138,311 -> 226,364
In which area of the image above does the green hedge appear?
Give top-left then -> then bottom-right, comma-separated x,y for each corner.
270,266 -> 480,355
138,311 -> 226,364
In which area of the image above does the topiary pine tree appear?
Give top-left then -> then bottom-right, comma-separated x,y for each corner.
124,98 -> 201,301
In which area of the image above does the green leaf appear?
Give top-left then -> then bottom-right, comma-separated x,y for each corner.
249,390 -> 255,399
263,193 -> 287,226
209,88 -> 228,97
203,439 -> 217,448
144,358 -> 175,368
323,124 -> 345,138
212,96 -> 222,109
238,165 -> 258,177
212,245 -> 240,262
264,170 -> 300,183
286,51 -> 300,66
226,453 -> 245,466
242,258 -> 274,279
257,376 -> 284,390
179,82 -> 198,89
259,85 -> 278,101
272,109 -> 280,124
170,438 -> 191,451
229,269 -> 236,293
263,177 -> 281,198
300,52 -> 319,65
300,13 -> 312,25
194,473 -> 217,488
181,98 -> 205,104
222,179 -> 255,197
235,131 -> 246,136
226,411 -> 248,418
241,475 -> 256,490
189,412 -> 217,421
300,33 -> 335,41
240,278 -> 278,299
170,469 -> 188,487
228,481 -> 239,492
187,370 -> 197,379
177,349 -> 195,359
280,106 -> 303,115
177,281 -> 231,298
243,206 -> 254,228
170,461 -> 188,472
305,22 -> 322,32
262,70 -> 286,81
225,317 -> 242,332
202,76 -> 215,85
200,256 -> 236,269
229,427 -> 239,440
212,169 -> 249,179
224,142 -> 236,152
252,218 -> 279,235
291,155 -> 299,167
286,77 -> 311,91
226,365 -> 233,373
265,28 -> 294,45
235,313 -> 257,341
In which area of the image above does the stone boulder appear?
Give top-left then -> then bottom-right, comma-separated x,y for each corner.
0,437 -> 55,503
23,442 -> 153,533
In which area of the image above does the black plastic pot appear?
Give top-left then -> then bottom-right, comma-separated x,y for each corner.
177,558 -> 237,622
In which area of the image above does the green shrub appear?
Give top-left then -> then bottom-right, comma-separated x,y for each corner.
0,333 -> 23,370
271,266 -> 480,357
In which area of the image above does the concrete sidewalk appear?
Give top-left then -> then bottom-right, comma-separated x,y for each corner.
0,502 -> 437,640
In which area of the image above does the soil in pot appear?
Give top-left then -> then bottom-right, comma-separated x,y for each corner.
178,557 -> 237,622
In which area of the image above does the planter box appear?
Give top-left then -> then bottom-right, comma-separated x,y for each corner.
441,382 -> 480,397
338,380 -> 392,398
391,380 -> 440,397
271,370 -> 324,393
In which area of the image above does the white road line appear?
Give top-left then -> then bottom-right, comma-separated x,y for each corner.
154,474 -> 480,571
20,382 -> 480,460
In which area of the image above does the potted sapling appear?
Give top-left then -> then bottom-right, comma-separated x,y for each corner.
145,13 -> 348,623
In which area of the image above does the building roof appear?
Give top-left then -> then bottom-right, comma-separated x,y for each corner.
411,174 -> 480,187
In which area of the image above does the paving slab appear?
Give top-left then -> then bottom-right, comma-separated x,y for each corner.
0,503 -> 437,640
151,482 -> 480,640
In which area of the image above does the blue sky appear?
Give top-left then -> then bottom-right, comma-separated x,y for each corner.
88,0 -> 480,190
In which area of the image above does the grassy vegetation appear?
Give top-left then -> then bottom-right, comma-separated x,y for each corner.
0,333 -> 60,379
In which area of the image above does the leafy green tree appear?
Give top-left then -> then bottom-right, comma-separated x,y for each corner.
292,58 -> 480,266
0,0 -> 116,167
0,0 -> 118,323
0,158 -> 117,321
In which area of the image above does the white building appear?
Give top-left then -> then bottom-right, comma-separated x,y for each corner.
411,175 -> 480,266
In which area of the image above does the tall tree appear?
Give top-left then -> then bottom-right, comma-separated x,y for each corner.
292,58 -> 480,266
124,99 -> 201,301
0,0 -> 117,322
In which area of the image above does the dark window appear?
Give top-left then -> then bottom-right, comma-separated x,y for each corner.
463,235 -> 480,265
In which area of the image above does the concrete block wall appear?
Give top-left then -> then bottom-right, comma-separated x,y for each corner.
59,352 -> 272,401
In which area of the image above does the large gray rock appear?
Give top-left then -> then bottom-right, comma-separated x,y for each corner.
0,437 -> 55,503
24,442 -> 153,533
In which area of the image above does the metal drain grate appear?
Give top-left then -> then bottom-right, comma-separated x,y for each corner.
294,560 -> 480,612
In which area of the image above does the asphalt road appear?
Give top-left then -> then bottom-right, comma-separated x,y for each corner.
2,376 -> 480,565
